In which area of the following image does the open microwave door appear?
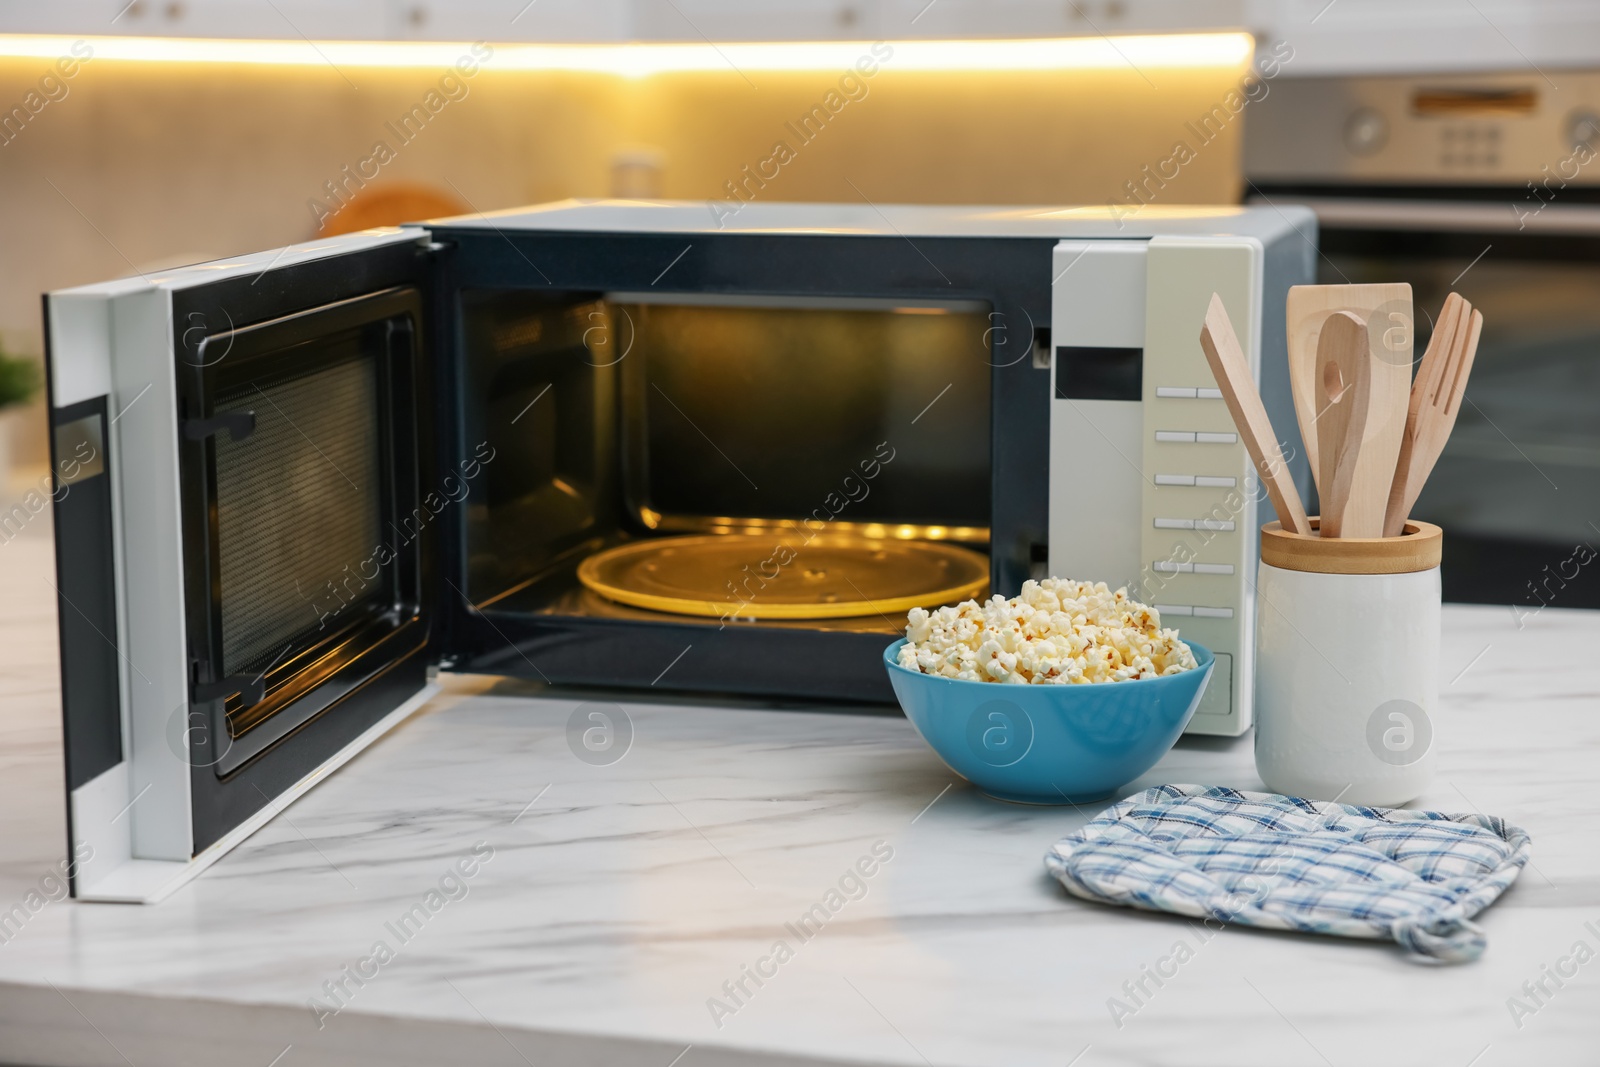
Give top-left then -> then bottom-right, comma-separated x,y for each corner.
45,229 -> 441,903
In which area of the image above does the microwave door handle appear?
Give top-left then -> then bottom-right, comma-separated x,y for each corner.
386,317 -> 413,349
184,410 -> 257,442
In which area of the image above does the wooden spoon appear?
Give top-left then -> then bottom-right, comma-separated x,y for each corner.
1383,297 -> 1482,536
1198,293 -> 1311,535
1313,310 -> 1372,538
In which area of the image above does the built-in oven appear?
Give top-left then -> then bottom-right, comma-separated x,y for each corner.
46,202 -> 1313,900
1247,70 -> 1600,612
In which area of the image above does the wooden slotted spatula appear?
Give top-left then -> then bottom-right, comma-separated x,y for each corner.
1383,296 -> 1483,536
1314,310 -> 1373,538
1198,293 -> 1311,535
1286,284 -> 1412,536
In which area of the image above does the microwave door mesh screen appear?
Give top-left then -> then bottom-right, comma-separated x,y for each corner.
212,354 -> 386,680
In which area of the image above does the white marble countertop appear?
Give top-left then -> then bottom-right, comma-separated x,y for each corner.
2,527 -> 1599,1067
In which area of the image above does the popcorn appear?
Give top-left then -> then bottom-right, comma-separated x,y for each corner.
896,578 -> 1197,685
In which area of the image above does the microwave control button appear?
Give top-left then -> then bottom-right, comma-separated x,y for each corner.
1195,519 -> 1236,532
1154,604 -> 1193,617
1568,110 -> 1600,151
1196,431 -> 1238,444
1193,563 -> 1236,575
1154,473 -> 1196,486
1194,475 -> 1237,488
1345,107 -> 1388,156
1155,431 -> 1196,443
1152,561 -> 1194,574
1193,606 -> 1235,619
1156,386 -> 1198,398
1154,518 -> 1196,530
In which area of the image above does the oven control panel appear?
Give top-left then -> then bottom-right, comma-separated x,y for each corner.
1047,236 -> 1264,736
1246,71 -> 1600,187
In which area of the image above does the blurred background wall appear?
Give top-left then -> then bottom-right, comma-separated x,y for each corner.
0,49 -> 1249,473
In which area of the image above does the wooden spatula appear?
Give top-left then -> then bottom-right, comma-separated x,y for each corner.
1198,293 -> 1311,535
1287,284 -> 1411,536
1313,310 -> 1372,538
1383,296 -> 1483,536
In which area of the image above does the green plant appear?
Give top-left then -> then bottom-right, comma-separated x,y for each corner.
0,343 -> 40,411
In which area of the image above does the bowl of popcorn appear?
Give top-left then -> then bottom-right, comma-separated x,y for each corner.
883,579 -> 1213,805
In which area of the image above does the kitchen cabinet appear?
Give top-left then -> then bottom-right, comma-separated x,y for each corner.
7,0 -> 1600,70
9,0 -> 1250,42
2,0 -> 635,42
1255,0 -> 1600,77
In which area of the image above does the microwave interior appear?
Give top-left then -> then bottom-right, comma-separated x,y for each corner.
455,291 -> 993,644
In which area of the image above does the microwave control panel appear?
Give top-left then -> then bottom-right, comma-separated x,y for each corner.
1046,236 -> 1264,737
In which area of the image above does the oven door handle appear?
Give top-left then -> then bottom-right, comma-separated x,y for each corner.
1248,195 -> 1600,236
193,673 -> 266,707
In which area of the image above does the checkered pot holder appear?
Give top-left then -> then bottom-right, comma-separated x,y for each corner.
1044,784 -> 1531,963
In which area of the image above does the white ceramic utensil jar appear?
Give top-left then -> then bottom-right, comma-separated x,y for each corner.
1254,518 -> 1443,806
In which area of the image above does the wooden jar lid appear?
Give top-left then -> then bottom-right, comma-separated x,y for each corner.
1260,517 -> 1442,575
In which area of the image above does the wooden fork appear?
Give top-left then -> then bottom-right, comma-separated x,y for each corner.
1383,293 -> 1483,537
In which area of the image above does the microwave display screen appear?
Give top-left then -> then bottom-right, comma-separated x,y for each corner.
213,350 -> 387,679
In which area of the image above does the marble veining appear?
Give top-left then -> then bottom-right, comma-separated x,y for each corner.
3,531 -> 1600,1066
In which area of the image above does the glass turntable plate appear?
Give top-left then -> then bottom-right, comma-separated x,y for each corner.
577,534 -> 989,620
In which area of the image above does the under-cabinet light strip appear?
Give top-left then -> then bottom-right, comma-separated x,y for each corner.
0,32 -> 1253,76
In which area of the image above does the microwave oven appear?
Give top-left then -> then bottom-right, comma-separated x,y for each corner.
44,201 -> 1313,901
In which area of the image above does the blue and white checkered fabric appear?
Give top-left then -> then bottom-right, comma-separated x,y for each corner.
1044,784 -> 1531,962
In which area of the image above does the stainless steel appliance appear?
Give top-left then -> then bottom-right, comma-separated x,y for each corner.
1248,71 -> 1600,612
45,201 -> 1313,900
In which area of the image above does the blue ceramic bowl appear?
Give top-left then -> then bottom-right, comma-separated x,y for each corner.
883,639 -> 1214,805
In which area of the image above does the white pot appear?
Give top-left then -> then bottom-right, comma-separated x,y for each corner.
1254,519 -> 1442,806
